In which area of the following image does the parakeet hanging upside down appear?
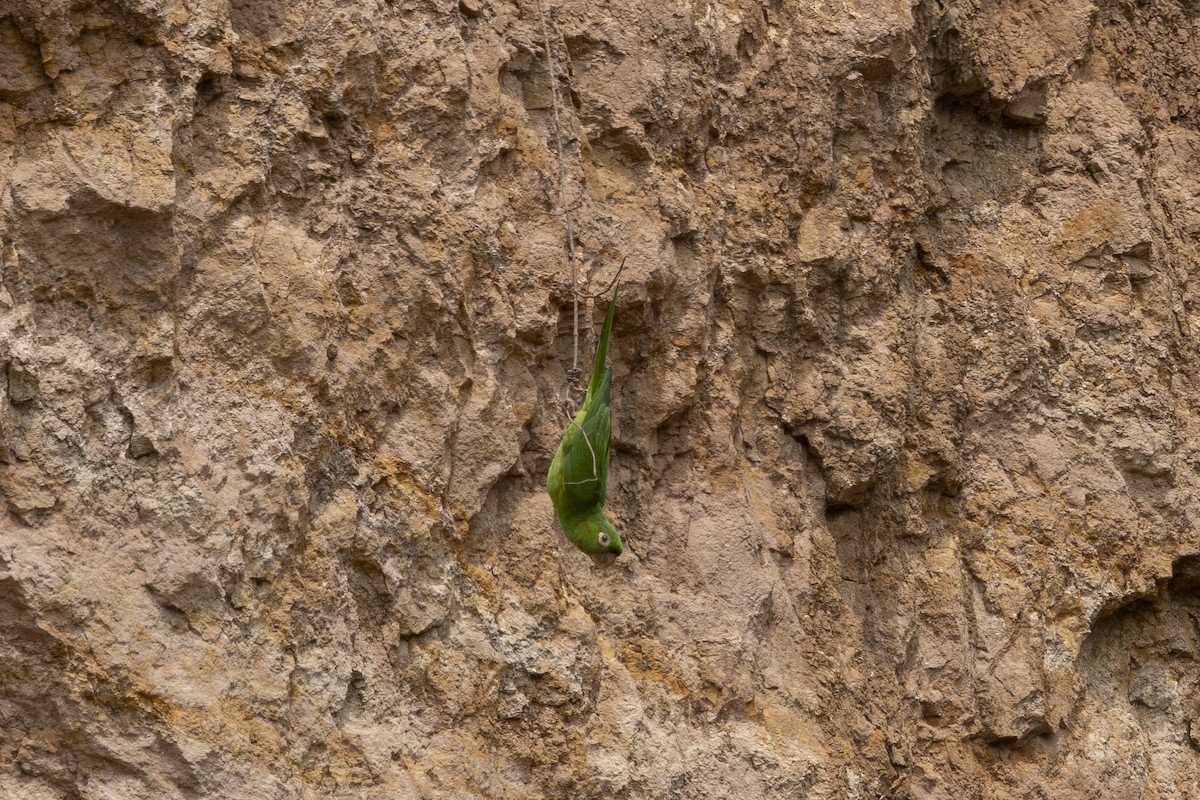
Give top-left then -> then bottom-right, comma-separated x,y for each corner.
546,286 -> 624,558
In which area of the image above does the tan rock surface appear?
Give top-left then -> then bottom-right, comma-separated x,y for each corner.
3,0 -> 1200,797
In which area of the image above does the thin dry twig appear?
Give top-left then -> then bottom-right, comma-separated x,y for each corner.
576,257 -> 625,299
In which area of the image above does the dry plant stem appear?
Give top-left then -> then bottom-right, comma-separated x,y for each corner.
536,0 -> 580,378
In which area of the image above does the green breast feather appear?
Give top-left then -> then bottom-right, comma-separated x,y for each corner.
546,286 -> 624,557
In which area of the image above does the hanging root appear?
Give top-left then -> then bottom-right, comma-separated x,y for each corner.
538,2 -> 622,420
537,0 -> 580,374
560,366 -> 585,422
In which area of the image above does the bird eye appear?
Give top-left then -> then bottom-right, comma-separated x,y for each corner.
599,533 -> 610,546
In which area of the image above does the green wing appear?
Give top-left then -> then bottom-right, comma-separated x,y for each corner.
547,285 -> 618,513
557,368 -> 612,509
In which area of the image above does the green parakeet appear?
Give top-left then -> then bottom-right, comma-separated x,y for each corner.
547,286 -> 624,557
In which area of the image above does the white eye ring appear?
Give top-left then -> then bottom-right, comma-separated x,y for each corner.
599,533 -> 610,546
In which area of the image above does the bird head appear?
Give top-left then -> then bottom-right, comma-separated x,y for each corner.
580,514 -> 624,559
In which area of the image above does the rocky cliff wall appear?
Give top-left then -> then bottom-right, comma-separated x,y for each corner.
3,0 -> 1200,797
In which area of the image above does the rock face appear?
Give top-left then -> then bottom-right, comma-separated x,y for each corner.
2,0 -> 1200,797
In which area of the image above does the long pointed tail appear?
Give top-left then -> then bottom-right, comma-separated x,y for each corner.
587,284 -> 618,399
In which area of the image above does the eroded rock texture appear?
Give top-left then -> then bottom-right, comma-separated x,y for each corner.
2,0 -> 1200,797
